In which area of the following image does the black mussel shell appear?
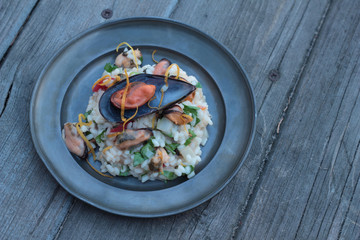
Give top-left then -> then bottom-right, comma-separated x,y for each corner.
99,74 -> 196,122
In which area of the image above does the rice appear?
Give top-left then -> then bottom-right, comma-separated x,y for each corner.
80,60 -> 212,182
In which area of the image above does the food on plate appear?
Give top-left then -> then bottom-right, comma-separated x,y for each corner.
62,42 -> 212,182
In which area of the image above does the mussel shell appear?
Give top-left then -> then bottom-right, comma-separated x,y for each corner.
99,74 -> 196,122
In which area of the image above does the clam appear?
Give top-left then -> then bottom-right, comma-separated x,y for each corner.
99,74 -> 196,122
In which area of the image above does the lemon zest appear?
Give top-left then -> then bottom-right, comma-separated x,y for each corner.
121,69 -> 130,122
121,106 -> 138,133
147,95 -> 158,109
107,132 -> 123,138
158,89 -> 165,108
102,146 -> 113,154
152,50 -> 158,63
116,42 -> 139,71
86,158 -> 113,178
75,123 -> 96,160
183,124 -> 188,134
181,114 -> 193,123
92,75 -> 111,90
99,77 -> 112,86
107,75 -> 121,88
158,63 -> 180,108
151,114 -> 157,129
78,114 -> 92,127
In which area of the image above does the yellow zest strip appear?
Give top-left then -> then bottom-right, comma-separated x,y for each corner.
86,158 -> 113,178
122,106 -> 138,133
158,89 -> 165,108
78,114 -> 92,127
164,63 -> 180,87
107,132 -> 123,138
159,149 -> 163,160
158,63 -> 180,108
102,146 -> 113,154
147,95 -> 158,109
116,42 -> 139,71
92,75 -> 111,90
75,123 -> 96,160
107,75 -> 121,88
99,77 -> 112,86
152,50 -> 158,63
181,114 -> 193,122
183,124 -> 189,134
151,115 -> 157,129
198,105 -> 207,110
181,163 -> 186,167
121,69 -> 131,122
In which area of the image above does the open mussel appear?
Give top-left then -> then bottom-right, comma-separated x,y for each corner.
99,74 -> 196,122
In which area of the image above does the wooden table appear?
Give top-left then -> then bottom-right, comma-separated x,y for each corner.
1,0 -> 359,239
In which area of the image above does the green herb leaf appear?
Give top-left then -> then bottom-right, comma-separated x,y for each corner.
84,131 -> 91,136
84,110 -> 92,122
139,56 -> 143,62
189,165 -> 194,173
194,117 -> 201,126
140,142 -> 155,159
195,82 -> 202,88
162,171 -> 177,180
164,143 -> 180,155
104,63 -> 118,73
183,104 -> 199,118
133,152 -> 145,166
119,170 -> 130,176
184,129 -> 197,146
95,129 -> 107,143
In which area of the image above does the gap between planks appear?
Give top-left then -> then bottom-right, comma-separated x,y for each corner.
231,0 -> 334,239
0,0 -> 41,118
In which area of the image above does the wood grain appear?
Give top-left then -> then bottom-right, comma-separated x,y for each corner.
55,0 -> 331,239
0,0 -> 38,116
0,0 -> 38,60
237,0 -> 360,239
0,0 -> 174,239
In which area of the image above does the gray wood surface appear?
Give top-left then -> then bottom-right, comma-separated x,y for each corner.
1,0 -> 359,239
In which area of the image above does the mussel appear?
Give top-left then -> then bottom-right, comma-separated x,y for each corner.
99,74 -> 196,122
62,123 -> 88,158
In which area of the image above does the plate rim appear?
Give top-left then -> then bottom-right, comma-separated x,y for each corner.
30,16 -> 256,217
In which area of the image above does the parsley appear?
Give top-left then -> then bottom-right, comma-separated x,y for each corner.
184,129 -> 197,146
164,143 -> 180,155
119,170 -> 130,176
189,165 -> 194,173
140,142 -> 155,159
139,56 -> 143,62
84,110 -> 92,122
195,82 -> 202,88
162,171 -> 177,180
104,63 -> 118,73
195,117 -> 201,126
183,104 -> 201,126
133,152 -> 145,167
95,129 -> 107,143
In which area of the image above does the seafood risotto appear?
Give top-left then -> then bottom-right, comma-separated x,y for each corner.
62,43 -> 212,182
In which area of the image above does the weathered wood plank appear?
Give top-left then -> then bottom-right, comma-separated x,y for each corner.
0,0 -> 38,60
0,0 -> 175,239
56,0 -> 331,239
0,0 -> 38,116
237,0 -> 360,239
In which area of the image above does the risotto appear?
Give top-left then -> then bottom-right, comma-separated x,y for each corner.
62,43 -> 212,182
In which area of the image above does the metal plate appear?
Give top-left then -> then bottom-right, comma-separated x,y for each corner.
30,17 -> 256,217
